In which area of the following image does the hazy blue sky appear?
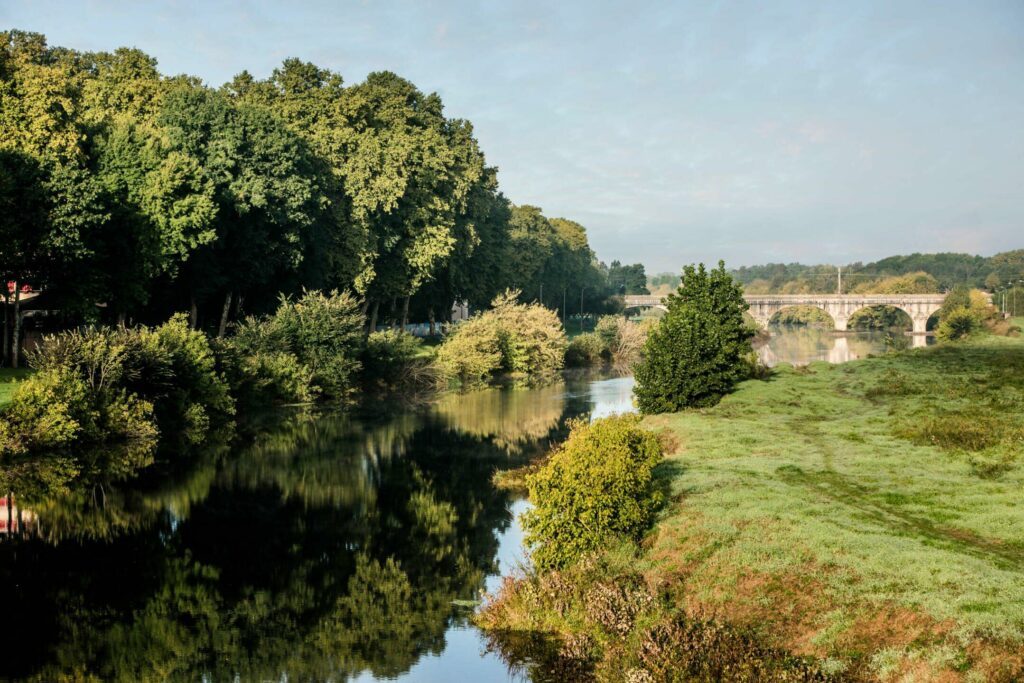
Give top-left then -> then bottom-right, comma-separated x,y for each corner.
3,1 -> 1023,271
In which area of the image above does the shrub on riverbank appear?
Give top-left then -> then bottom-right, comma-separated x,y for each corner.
634,262 -> 753,413
565,332 -> 604,366
0,315 -> 233,458
935,306 -> 980,341
521,414 -> 664,571
596,315 -> 653,367
360,329 -> 438,391
230,290 -> 364,400
435,291 -> 567,387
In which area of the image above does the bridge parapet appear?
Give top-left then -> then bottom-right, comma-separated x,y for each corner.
624,293 -> 948,334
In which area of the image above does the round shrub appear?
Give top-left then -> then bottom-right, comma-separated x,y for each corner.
436,290 -> 567,387
521,414 -> 664,571
935,307 -> 980,342
434,315 -> 503,387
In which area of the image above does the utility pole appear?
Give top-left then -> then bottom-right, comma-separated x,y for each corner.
837,266 -> 842,295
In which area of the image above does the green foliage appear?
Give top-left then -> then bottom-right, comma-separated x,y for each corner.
634,262 -> 753,413
565,332 -> 605,367
232,290 -> 364,400
522,415 -> 664,571
770,305 -> 834,326
435,290 -> 567,387
935,307 -> 981,342
2,315 -> 235,459
360,329 -> 436,390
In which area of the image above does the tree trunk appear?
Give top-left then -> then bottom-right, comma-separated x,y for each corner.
2,287 -> 9,368
235,294 -> 245,318
401,295 -> 410,329
361,298 -> 370,316
11,283 -> 21,369
217,291 -> 233,339
428,306 -> 436,337
116,310 -> 127,328
369,300 -> 379,334
189,294 -> 199,330
390,296 -> 398,330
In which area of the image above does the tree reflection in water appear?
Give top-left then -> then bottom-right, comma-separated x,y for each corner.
0,375 -> 608,682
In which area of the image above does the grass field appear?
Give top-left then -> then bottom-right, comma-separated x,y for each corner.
644,336 -> 1024,679
0,368 -> 31,406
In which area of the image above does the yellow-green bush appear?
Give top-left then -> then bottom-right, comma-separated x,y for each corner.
435,290 -> 567,387
522,414 -> 664,570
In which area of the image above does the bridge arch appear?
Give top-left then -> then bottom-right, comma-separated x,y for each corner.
767,304 -> 835,327
846,304 -> 914,331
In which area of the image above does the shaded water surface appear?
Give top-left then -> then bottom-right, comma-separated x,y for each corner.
0,372 -> 634,682
756,325 -> 934,366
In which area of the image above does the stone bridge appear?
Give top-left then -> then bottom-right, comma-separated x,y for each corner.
624,293 -> 947,333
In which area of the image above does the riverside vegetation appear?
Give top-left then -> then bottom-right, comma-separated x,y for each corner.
479,264 -> 1024,682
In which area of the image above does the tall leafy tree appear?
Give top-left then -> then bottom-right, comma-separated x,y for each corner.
157,82 -> 329,333
634,262 -> 753,413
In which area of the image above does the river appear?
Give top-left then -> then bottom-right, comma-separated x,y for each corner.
0,328 -> 906,681
0,372 -> 635,682
755,325 -> 933,366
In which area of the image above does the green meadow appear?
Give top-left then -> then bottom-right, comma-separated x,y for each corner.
644,336 -> 1024,679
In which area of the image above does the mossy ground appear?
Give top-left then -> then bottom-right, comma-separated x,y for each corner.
0,368 -> 31,406
644,336 -> 1024,680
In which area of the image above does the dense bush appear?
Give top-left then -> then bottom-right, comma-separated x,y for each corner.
521,414 -> 664,570
634,262 -> 754,413
1,315 -> 233,458
360,329 -> 436,390
935,307 -> 980,342
565,333 -> 605,367
435,290 -> 567,387
214,339 -> 316,408
230,290 -> 364,400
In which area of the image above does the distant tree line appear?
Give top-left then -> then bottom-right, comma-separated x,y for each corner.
726,250 -> 1024,295
0,30 -> 646,366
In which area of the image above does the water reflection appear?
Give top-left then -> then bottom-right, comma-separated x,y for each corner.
755,326 -> 931,366
0,373 -> 628,682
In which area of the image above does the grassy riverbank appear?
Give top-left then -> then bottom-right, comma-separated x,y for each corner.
481,336 -> 1024,680
640,336 -> 1024,679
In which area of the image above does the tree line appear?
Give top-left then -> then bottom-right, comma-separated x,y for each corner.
726,250 -> 1024,296
0,30 -> 646,366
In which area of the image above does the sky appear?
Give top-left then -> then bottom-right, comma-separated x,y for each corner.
3,0 -> 1023,272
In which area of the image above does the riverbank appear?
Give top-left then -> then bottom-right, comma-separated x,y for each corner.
482,336 -> 1024,681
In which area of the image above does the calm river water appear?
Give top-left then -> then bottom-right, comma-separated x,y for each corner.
0,372 -> 634,682
0,328 -> 909,681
